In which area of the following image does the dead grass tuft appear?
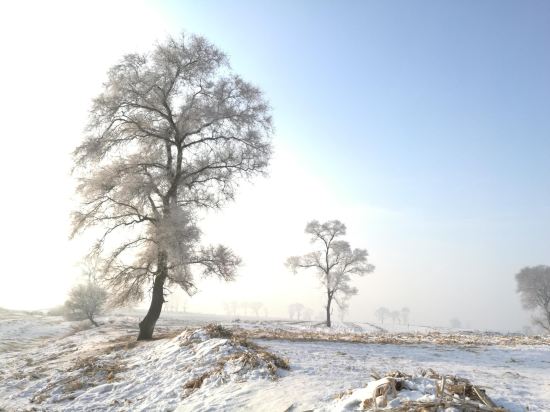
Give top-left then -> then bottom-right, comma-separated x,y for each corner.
31,353 -> 126,404
221,331 -> 290,376
221,341 -> 290,378
256,347 -> 290,372
183,371 -> 211,390
180,326 -> 290,398
353,369 -> 507,412
103,335 -> 140,352
205,323 -> 234,339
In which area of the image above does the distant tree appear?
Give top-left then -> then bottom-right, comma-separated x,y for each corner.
71,34 -> 273,340
522,325 -> 533,336
287,220 -> 374,327
337,305 -> 348,322
375,307 -> 390,324
449,317 -> 462,329
390,310 -> 401,324
239,301 -> 249,316
223,302 -> 230,316
303,308 -> 313,321
249,302 -> 263,318
164,288 -> 187,312
515,265 -> 550,332
288,303 -> 305,320
64,283 -> 108,327
223,301 -> 239,317
400,307 -> 410,325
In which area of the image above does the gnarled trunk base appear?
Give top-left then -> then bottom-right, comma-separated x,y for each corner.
137,270 -> 167,340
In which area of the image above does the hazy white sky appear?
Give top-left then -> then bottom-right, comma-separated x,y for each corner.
1,0 -> 548,332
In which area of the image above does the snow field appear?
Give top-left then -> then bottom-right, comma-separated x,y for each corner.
1,313 -> 548,411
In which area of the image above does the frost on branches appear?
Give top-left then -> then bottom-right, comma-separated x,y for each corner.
64,283 -> 107,327
287,220 -> 375,327
516,265 -> 550,333
71,33 -> 272,339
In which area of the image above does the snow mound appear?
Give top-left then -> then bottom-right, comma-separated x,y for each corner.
167,325 -> 289,398
0,324 -> 289,411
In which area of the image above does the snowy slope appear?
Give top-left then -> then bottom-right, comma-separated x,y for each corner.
1,312 -> 548,411
0,319 -> 287,411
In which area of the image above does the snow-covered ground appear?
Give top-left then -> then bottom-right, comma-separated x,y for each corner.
1,311 -> 549,411
0,311 -> 74,353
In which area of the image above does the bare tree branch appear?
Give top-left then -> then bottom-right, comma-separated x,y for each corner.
286,220 -> 374,327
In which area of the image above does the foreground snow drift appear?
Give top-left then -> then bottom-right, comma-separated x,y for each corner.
0,324 -> 288,411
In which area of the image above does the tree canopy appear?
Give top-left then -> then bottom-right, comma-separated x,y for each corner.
516,265 -> 550,332
71,33 -> 273,339
287,220 -> 374,327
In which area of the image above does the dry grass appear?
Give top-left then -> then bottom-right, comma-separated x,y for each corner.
234,327 -> 550,347
30,347 -> 127,404
153,330 -> 184,340
59,355 -> 124,397
356,369 -> 506,412
183,371 -> 214,390
103,334 -> 140,352
222,345 -> 290,377
203,323 -> 290,372
180,324 -> 290,398
204,323 -> 234,339
70,355 -> 124,377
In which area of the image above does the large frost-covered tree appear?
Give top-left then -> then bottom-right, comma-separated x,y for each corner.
286,220 -> 374,327
71,34 -> 272,340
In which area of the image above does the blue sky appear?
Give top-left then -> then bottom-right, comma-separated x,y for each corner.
1,0 -> 548,330
166,0 -> 550,221
159,0 -> 550,329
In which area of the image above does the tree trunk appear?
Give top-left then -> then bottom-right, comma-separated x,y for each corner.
138,252 -> 167,340
89,316 -> 99,327
326,292 -> 332,327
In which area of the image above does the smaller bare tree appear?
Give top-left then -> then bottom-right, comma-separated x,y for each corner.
390,310 -> 401,324
64,283 -> 108,327
287,220 -> 374,327
449,317 -> 462,329
516,265 -> 550,332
